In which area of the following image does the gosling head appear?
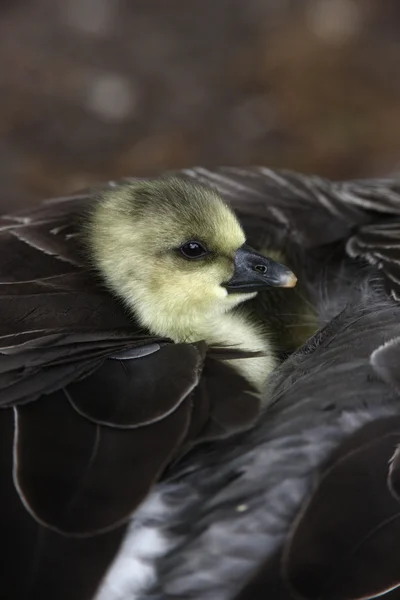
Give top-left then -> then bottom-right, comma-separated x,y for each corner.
85,177 -> 296,342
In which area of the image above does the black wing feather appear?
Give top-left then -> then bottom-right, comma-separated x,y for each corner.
283,418 -> 400,600
14,390 -> 192,536
66,342 -> 205,427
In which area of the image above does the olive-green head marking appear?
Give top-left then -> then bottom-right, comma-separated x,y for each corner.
85,177 -> 295,343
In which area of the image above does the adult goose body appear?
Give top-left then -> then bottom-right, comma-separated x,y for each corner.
1,167 -> 400,599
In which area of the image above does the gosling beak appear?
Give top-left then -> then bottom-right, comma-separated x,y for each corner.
223,244 -> 297,293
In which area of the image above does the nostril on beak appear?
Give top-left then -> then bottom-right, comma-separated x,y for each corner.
253,264 -> 268,274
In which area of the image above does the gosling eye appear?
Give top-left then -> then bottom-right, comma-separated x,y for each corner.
179,241 -> 210,260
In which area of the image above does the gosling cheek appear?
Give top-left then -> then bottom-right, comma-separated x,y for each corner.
215,286 -> 228,299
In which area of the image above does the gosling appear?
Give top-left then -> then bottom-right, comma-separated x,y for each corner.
83,177 -> 296,390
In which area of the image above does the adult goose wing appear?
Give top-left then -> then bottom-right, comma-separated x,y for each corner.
0,187 -> 260,600
236,334 -> 400,600
137,291 -> 400,600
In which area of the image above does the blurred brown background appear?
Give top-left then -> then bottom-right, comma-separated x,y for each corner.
0,0 -> 399,210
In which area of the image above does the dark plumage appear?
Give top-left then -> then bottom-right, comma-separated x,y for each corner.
1,167 -> 400,599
